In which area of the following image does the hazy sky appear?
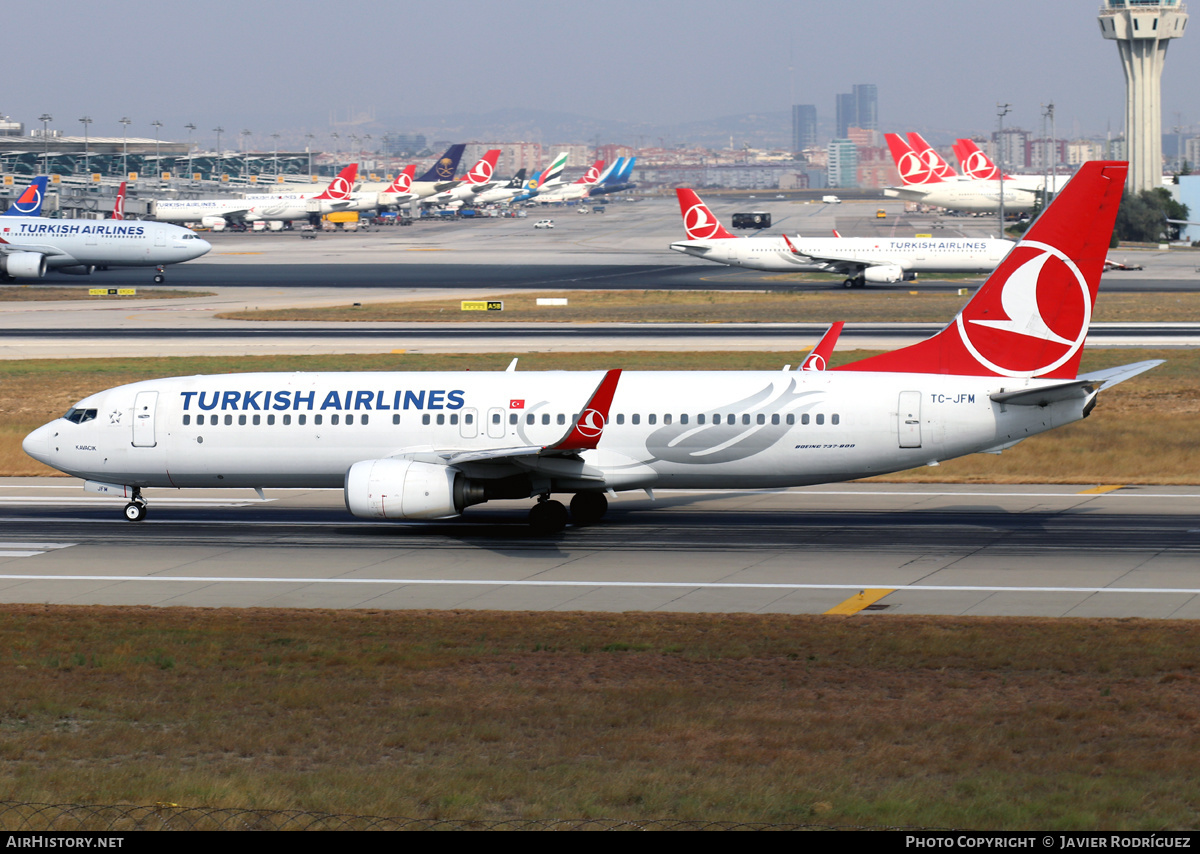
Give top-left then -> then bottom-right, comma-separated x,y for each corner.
8,0 -> 1197,146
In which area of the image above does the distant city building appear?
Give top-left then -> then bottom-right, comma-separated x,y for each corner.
827,139 -> 859,188
380,133 -> 427,157
1027,138 -> 1068,171
792,105 -> 817,152
1099,0 -> 1188,192
835,84 -> 877,139
835,93 -> 857,139
1186,137 -> 1200,170
992,127 -> 1032,169
1067,140 -> 1107,166
0,115 -> 23,137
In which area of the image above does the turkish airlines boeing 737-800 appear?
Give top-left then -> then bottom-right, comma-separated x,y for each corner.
24,162 -> 1156,532
670,189 -> 1011,287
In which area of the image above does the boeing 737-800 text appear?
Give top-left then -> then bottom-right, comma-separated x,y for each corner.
24,162 -> 1155,532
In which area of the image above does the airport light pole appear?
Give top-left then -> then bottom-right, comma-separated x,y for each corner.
213,126 -> 224,181
305,133 -> 315,178
119,116 -> 131,178
271,133 -> 280,180
1041,103 -> 1055,213
241,129 -> 251,180
39,113 -> 52,176
996,103 -> 1011,234
330,131 -> 340,177
184,123 -> 196,182
78,116 -> 92,177
151,120 -> 163,184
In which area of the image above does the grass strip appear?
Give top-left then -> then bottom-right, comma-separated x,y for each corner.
0,605 -> 1197,828
0,287 -> 210,301
214,290 -> 1200,324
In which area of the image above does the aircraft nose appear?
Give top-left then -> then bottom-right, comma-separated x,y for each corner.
22,423 -> 52,466
193,238 -> 213,259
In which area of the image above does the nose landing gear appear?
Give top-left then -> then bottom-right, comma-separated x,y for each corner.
123,488 -> 147,522
153,265 -> 165,284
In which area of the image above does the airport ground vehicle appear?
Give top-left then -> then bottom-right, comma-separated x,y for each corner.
732,212 -> 771,229
534,219 -> 555,229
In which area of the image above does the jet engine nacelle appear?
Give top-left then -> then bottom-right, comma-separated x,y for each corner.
0,252 -> 47,278
345,458 -> 485,520
862,264 -> 905,284
200,216 -> 227,231
57,265 -> 95,276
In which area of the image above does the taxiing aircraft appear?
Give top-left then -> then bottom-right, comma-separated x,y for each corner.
24,162 -> 1157,533
3,177 -> 49,218
669,189 -> 1012,287
151,165 -> 360,229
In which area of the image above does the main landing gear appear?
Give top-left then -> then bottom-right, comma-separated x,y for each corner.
842,275 -> 866,289
527,492 -> 609,534
153,265 -> 165,284
123,489 -> 147,522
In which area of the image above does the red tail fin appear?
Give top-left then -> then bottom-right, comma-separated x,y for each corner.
676,189 -> 735,240
885,133 -> 940,185
956,139 -> 1002,181
314,164 -> 358,200
907,132 -> 958,179
838,162 -> 1127,380
388,164 -> 416,194
112,182 -> 127,220
463,150 -> 501,185
576,160 -> 605,185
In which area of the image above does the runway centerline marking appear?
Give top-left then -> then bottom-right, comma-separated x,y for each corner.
0,575 -> 1199,596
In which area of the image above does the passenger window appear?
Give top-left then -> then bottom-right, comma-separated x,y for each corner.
786,414 -> 795,425
331,414 -> 340,425
393,414 -> 400,425
526,413 -> 535,425
436,414 -> 445,425
727,415 -> 736,426
742,414 -> 751,425
509,413 -> 518,425
802,414 -> 810,425
238,415 -> 246,426
616,414 -> 625,425
648,414 -> 656,425
632,414 -> 640,425
253,414 -> 261,426
492,412 -> 501,424
298,414 -> 306,426
224,414 -> 232,426
698,414 -> 706,425
816,414 -> 824,425
314,414 -> 322,426
771,414 -> 779,425
183,414 -> 191,426
541,414 -> 550,425
450,414 -> 458,425
832,414 -> 839,425
284,414 -> 292,425
345,414 -> 353,425
664,414 -> 672,425
268,414 -> 276,425
680,414 -> 688,425
464,413 -> 472,424
557,414 -> 565,425
756,414 -> 765,425
422,414 -> 430,425
361,414 -> 369,425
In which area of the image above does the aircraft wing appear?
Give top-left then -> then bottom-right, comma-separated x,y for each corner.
0,240 -> 71,259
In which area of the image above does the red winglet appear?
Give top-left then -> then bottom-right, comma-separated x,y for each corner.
548,369 -> 622,452
782,233 -> 801,255
800,322 -> 844,372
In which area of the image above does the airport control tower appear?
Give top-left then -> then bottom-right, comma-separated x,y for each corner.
1099,0 -> 1188,193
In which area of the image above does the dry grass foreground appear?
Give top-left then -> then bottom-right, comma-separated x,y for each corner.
0,287 -> 207,302
2,349 -> 1197,483
0,606 -> 1197,828
216,290 -> 1200,324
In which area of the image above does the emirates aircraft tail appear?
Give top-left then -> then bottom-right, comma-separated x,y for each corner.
675,189 -> 736,240
313,164 -> 358,201
839,161 -> 1127,380
954,139 -> 1008,181
885,133 -> 941,185
906,132 -> 958,179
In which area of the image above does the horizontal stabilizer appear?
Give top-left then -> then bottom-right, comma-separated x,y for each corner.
991,360 -> 1164,407
1077,359 -> 1165,389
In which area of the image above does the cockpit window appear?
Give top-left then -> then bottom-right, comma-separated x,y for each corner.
63,408 -> 97,424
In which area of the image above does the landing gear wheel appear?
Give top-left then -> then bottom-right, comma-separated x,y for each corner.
528,499 -> 568,534
842,277 -> 854,289
124,501 -> 147,522
854,276 -> 866,289
570,492 -> 608,526
153,275 -> 164,284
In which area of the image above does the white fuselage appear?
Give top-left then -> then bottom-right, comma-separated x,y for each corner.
0,218 -> 210,272
152,192 -> 364,223
884,180 -> 1043,213
670,235 -> 1012,276
24,369 -> 1084,497
531,183 -> 591,204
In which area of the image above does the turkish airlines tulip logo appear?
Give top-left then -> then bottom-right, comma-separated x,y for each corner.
575,408 -> 606,438
800,354 -> 826,372
919,150 -> 950,178
964,151 -> 998,180
897,151 -> 935,184
684,203 -> 722,239
392,173 -> 411,192
956,242 -> 1091,377
327,176 -> 352,199
467,160 -> 493,184
114,192 -> 125,218
584,165 -> 600,183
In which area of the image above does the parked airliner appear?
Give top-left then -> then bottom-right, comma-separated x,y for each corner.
883,134 -> 1040,213
24,162 -> 1155,533
669,189 -> 1012,287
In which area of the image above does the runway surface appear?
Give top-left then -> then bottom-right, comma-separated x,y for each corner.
4,479 -> 1199,618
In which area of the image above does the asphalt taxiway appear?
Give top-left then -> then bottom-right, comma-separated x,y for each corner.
2,480 -> 1198,618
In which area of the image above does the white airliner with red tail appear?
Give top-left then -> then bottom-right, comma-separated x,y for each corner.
423,150 -> 503,207
151,164 -> 361,229
530,160 -> 606,204
377,165 -> 418,208
953,138 -> 1068,195
669,188 -> 1011,287
884,134 -> 1039,213
24,162 -> 1158,532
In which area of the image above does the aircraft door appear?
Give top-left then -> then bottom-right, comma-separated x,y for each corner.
487,407 -> 505,439
898,391 -> 922,448
154,229 -> 167,248
460,408 -> 478,439
132,391 -> 158,447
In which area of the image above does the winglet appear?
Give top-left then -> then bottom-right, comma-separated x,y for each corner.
546,369 -> 622,452
799,322 -> 844,372
782,233 -> 801,255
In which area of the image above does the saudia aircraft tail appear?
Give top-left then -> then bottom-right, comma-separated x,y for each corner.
417,144 -> 467,183
839,161 -> 1127,381
3,176 -> 49,217
313,164 -> 358,201
885,133 -> 941,186
675,188 -> 736,240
